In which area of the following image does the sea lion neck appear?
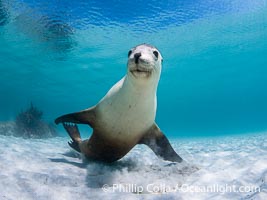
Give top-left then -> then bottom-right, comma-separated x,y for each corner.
123,75 -> 159,96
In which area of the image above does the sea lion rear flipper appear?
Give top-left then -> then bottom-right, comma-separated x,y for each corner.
55,106 -> 96,127
139,124 -> 183,163
63,123 -> 81,152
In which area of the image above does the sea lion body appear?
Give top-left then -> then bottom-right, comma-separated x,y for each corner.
97,76 -> 156,142
55,44 -> 183,163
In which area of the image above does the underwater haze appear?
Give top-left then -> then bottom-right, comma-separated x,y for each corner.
0,0 -> 267,137
1,1 -> 267,200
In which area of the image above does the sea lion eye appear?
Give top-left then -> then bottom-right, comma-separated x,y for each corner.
128,50 -> 132,57
153,51 -> 159,59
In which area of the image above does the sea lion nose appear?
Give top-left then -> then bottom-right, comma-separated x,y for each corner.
134,53 -> 142,64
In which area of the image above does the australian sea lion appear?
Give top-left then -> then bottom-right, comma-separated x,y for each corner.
55,44 -> 183,163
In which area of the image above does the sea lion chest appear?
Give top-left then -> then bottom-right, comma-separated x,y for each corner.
96,80 -> 156,142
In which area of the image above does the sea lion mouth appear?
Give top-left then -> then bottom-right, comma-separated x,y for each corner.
130,68 -> 152,78
130,66 -> 153,73
132,68 -> 151,73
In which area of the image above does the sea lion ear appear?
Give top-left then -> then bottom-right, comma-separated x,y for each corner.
138,123 -> 183,163
55,106 -> 96,128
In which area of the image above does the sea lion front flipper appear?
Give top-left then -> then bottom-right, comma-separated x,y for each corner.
55,106 -> 96,127
139,124 -> 183,163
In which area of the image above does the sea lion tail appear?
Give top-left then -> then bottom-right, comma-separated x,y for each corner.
63,123 -> 82,153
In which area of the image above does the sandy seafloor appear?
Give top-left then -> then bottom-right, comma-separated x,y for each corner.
0,133 -> 267,200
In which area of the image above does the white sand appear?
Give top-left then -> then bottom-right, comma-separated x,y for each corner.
0,133 -> 266,200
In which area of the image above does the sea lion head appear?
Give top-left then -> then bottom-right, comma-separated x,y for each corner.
127,44 -> 163,80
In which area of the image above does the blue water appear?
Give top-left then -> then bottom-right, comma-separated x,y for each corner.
0,0 -> 267,137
